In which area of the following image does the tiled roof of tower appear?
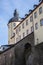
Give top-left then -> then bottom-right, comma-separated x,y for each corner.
8,9 -> 21,24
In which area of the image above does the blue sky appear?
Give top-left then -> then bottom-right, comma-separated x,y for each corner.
0,0 -> 39,45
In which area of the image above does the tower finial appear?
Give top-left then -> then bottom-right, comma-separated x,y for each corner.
13,9 -> 19,17
13,9 -> 19,21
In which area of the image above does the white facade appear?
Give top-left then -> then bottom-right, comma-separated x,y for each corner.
8,21 -> 20,44
33,3 -> 43,45
8,2 -> 43,45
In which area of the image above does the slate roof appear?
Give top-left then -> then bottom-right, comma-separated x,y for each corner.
8,9 -> 20,24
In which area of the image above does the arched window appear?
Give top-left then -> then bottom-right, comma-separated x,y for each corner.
40,19 -> 43,26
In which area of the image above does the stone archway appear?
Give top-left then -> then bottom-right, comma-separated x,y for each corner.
24,43 -> 32,65
24,43 -> 40,65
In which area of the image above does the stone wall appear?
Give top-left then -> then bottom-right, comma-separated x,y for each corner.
0,46 -> 15,65
35,43 -> 43,65
0,32 -> 43,65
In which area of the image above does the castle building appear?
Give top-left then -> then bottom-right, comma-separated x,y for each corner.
8,1 -> 43,45
8,9 -> 22,44
0,1 -> 43,65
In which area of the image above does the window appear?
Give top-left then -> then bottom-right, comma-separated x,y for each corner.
19,35 -> 21,40
40,19 -> 43,26
39,7 -> 42,14
30,15 -> 33,22
14,23 -> 16,27
34,12 -> 37,18
19,26 -> 21,31
26,29 -> 29,35
35,23 -> 38,30
16,29 -> 18,34
23,32 -> 25,38
31,26 -> 33,32
26,20 -> 28,25
22,23 -> 24,28
16,38 -> 18,42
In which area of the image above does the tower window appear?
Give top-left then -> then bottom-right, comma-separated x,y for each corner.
14,23 -> 16,27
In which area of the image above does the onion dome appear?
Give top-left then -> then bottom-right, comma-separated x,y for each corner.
8,9 -> 19,24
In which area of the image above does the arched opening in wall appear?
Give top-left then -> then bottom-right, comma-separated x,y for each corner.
24,43 -> 32,64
